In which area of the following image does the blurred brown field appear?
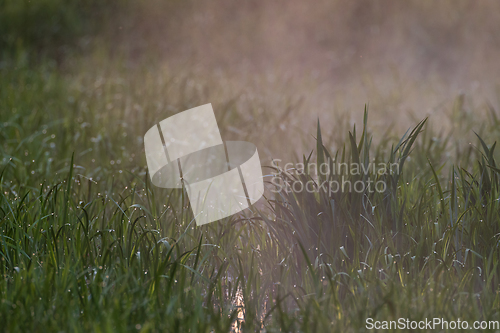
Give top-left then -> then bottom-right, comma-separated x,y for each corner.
84,0 -> 500,160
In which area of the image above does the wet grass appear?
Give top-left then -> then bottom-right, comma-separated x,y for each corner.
2,52 -> 500,333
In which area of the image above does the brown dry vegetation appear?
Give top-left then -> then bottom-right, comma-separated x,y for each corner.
97,0 -> 500,153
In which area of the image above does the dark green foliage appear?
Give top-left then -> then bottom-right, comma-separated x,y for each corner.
0,0 -> 119,58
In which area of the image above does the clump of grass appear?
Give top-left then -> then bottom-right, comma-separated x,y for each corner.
262,107 -> 500,331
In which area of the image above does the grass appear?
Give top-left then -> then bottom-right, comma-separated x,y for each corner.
2,55 -> 500,332
2,2 -> 500,332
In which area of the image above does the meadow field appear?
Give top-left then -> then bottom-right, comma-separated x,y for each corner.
1,1 -> 500,332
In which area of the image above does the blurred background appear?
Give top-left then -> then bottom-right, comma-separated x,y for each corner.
129,0 -> 500,101
2,0 -> 500,160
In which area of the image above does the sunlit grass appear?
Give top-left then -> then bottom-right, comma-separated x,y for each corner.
2,51 -> 500,332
